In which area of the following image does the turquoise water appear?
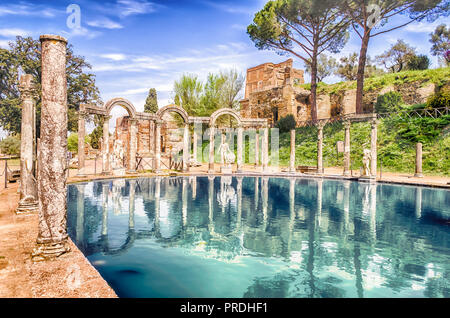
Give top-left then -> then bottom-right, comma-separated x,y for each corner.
67,176 -> 450,298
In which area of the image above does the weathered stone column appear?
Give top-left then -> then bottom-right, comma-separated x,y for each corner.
237,126 -> 243,173
289,129 -> 296,173
32,35 -> 70,260
262,126 -> 269,172
183,123 -> 190,172
370,119 -> 378,178
208,126 -> 215,173
415,143 -> 423,178
17,74 -> 38,213
192,127 -> 198,165
128,119 -> 138,173
102,116 -> 111,175
255,129 -> 260,167
317,122 -> 325,175
154,120 -> 161,173
77,105 -> 87,177
343,120 -> 351,177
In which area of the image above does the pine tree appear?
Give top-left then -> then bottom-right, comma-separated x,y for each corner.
144,88 -> 158,113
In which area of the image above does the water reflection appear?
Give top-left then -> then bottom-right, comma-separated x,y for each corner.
67,177 -> 450,298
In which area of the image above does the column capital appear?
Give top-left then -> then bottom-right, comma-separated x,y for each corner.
19,74 -> 36,100
78,110 -> 89,119
371,118 -> 379,128
129,118 -> 139,125
103,115 -> 112,121
343,120 -> 351,129
317,121 -> 325,130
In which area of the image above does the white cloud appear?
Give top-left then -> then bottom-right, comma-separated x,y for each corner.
0,3 -> 59,17
87,18 -> 124,29
117,0 -> 157,17
0,28 -> 30,37
62,27 -> 101,40
0,40 -> 10,48
100,53 -> 128,61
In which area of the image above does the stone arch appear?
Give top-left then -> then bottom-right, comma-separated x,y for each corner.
104,97 -> 137,118
210,108 -> 242,127
156,105 -> 189,124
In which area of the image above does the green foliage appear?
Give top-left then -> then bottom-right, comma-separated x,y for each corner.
275,115 -> 297,133
144,88 -> 158,113
67,133 -> 78,153
375,91 -> 404,113
0,36 -> 101,135
429,24 -> 450,66
335,53 -> 384,81
376,40 -> 416,73
305,54 -> 338,82
0,134 -> 20,155
89,123 -> 103,150
426,88 -> 450,109
406,54 -> 430,70
174,74 -> 204,116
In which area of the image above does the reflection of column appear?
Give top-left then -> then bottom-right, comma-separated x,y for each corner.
102,184 -> 109,236
154,121 -> 161,173
254,177 -> 259,209
17,74 -> 38,213
128,119 -> 138,173
154,177 -> 161,236
102,116 -> 111,174
182,177 -> 187,227
128,180 -> 135,229
370,119 -> 378,178
183,123 -> 190,172
317,122 -> 324,175
262,127 -> 269,172
289,130 -> 296,173
208,127 -> 215,173
415,187 -> 422,219
236,177 -> 243,231
317,179 -> 323,228
369,183 -> 376,242
208,176 -> 215,233
76,185 -> 85,245
262,177 -> 269,231
343,120 -> 351,177
237,126 -> 243,173
415,143 -> 423,178
288,177 -> 296,254
77,107 -> 87,177
343,181 -> 350,237
34,35 -> 70,260
255,129 -> 260,168
192,176 -> 197,200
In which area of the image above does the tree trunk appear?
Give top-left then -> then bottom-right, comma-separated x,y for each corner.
356,31 -> 370,114
310,54 -> 318,123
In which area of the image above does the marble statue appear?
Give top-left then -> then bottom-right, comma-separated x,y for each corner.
112,139 -> 125,170
362,149 -> 372,177
218,142 -> 236,167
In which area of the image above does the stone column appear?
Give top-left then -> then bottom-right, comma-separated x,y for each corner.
262,126 -> 269,172
32,35 -> 70,261
102,116 -> 111,175
183,123 -> 190,172
289,129 -> 296,173
370,119 -> 378,178
237,126 -> 243,173
255,129 -> 260,167
415,143 -> 423,178
192,128 -> 198,165
128,119 -> 138,173
17,74 -> 38,213
343,120 -> 351,177
77,107 -> 87,177
208,126 -> 215,173
317,122 -> 325,175
154,120 -> 161,173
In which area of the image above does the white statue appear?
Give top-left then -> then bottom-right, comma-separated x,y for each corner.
112,139 -> 125,169
218,142 -> 236,168
362,149 -> 372,177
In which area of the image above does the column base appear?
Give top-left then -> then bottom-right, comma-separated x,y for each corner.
414,173 -> 423,178
16,201 -> 39,214
343,171 -> 351,177
31,241 -> 70,262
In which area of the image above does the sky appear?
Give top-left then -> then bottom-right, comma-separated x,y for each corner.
0,0 -> 448,134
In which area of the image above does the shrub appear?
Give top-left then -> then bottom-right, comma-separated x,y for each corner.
406,54 -> 430,71
67,133 -> 78,153
0,134 -> 21,155
275,115 -> 296,133
426,89 -> 450,109
375,91 -> 403,113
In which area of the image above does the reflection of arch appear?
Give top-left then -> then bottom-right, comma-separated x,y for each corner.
210,108 -> 242,127
156,105 -> 189,124
104,97 -> 137,118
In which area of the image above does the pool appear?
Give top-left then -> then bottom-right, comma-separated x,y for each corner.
67,176 -> 450,298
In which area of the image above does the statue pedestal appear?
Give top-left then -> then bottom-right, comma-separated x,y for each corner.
220,165 -> 233,174
113,168 -> 126,176
359,176 -> 376,183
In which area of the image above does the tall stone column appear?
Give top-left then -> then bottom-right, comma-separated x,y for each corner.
343,120 -> 351,177
183,123 -> 190,172
255,129 -> 260,168
17,74 -> 38,213
317,122 -> 325,175
289,129 -> 296,173
102,116 -> 111,175
262,126 -> 269,172
208,126 -> 215,173
77,106 -> 87,177
237,126 -> 243,173
128,119 -> 138,173
32,35 -> 70,260
415,143 -> 423,178
154,120 -> 161,173
192,128 -> 198,165
370,119 -> 378,178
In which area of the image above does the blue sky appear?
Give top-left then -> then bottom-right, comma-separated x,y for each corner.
0,0 -> 448,116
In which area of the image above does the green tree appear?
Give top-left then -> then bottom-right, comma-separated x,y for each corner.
429,24 -> 450,66
247,0 -> 350,122
275,115 -> 297,133
89,117 -> 104,150
0,36 -> 102,135
335,53 -> 383,81
0,134 -> 20,155
199,73 -> 225,116
376,40 -> 416,73
406,54 -> 430,70
220,69 -> 245,110
144,88 -> 158,113
305,54 -> 338,82
340,0 -> 448,113
173,74 -> 203,116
